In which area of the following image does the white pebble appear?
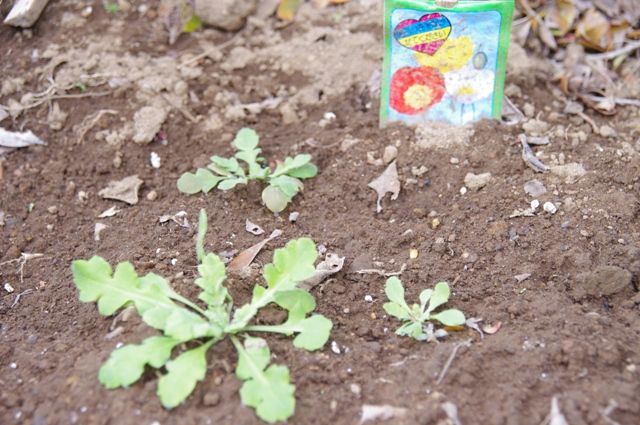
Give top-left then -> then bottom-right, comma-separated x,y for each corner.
150,152 -> 161,169
543,202 -> 557,214
9,362 -> 17,369
289,211 -> 299,222
4,283 -> 14,293
459,187 -> 467,195
323,112 -> 336,121
170,258 -> 178,266
530,199 -> 540,211
331,340 -> 341,354
364,295 -> 373,302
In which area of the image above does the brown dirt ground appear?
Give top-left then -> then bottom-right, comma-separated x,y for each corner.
1,1 -> 639,425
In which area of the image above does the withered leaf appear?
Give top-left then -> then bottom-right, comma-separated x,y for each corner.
368,161 -> 400,213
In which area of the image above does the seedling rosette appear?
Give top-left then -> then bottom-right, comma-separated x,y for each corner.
71,209 -> 332,423
177,128 -> 318,213
383,277 -> 465,341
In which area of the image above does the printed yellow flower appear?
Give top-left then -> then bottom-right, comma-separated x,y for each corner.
415,36 -> 473,74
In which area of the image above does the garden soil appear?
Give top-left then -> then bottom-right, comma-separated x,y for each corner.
1,1 -> 639,425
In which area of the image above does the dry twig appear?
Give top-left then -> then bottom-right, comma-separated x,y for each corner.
436,339 -> 472,385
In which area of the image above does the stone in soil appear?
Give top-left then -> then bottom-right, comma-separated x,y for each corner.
194,0 -> 257,31
132,106 -> 167,145
578,266 -> 633,297
464,172 -> 491,191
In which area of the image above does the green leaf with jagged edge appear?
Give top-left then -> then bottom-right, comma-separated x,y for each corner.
269,175 -> 303,198
99,336 -> 179,389
272,154 -> 314,177
275,289 -> 315,322
218,176 -> 248,191
227,239 -> 318,332
290,315 -> 332,351
232,128 -> 267,178
245,290 -> 332,351
72,258 -> 218,340
263,238 -> 317,290
234,337 -> 295,423
157,340 -> 214,408
195,253 -> 228,307
177,169 -> 222,194
287,162 -> 318,179
209,156 -> 244,177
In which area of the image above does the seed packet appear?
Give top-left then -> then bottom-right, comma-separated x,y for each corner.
380,0 -> 515,126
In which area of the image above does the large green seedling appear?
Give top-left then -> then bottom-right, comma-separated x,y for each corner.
383,277 -> 465,341
71,209 -> 332,423
177,128 -> 317,213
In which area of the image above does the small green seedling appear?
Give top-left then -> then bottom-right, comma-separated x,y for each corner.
71,209 -> 332,423
177,128 -> 318,213
383,277 -> 465,341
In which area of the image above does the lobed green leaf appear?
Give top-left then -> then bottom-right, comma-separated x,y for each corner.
157,341 -> 213,408
263,238 -> 317,290
177,169 -> 222,194
235,337 -> 295,423
99,336 -> 178,389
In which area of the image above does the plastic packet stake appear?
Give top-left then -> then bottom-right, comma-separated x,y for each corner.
380,0 -> 515,126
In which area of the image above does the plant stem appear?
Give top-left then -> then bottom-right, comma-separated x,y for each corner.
230,335 -> 270,386
243,324 -> 294,335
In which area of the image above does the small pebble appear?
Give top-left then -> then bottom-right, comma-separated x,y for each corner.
47,206 -> 58,214
599,125 -> 616,138
4,283 -> 14,293
543,201 -> 557,214
431,218 -> 440,229
531,199 -> 540,211
9,362 -> 17,369
382,145 -> 398,164
202,392 -> 220,407
289,211 -> 299,222
350,383 -> 361,396
364,295 -> 373,302
450,157 -> 460,164
146,190 -> 158,201
459,187 -> 467,195
150,152 -> 161,169
409,248 -> 418,259
331,341 -> 341,354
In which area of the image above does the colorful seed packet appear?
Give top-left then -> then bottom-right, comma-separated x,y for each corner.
380,0 -> 515,126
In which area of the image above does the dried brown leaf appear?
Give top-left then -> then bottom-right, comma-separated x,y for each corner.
228,229 -> 282,273
368,161 -> 400,213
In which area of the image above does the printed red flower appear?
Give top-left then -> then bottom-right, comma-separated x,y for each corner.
390,66 -> 445,115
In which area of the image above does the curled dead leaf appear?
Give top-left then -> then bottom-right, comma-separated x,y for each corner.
300,252 -> 345,290
228,229 -> 282,273
482,321 -> 502,335
245,219 -> 265,236
368,161 -> 400,213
